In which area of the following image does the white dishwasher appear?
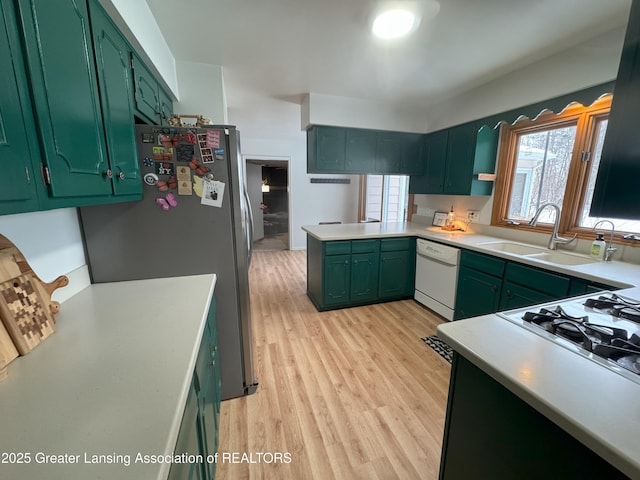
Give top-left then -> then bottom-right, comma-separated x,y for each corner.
414,238 -> 461,321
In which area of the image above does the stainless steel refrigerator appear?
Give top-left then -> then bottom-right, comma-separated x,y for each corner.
79,124 -> 257,400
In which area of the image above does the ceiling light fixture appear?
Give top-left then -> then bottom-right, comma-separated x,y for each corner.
372,9 -> 417,39
371,1 -> 440,40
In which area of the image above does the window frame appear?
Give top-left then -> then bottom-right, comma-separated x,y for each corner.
490,95 -> 629,241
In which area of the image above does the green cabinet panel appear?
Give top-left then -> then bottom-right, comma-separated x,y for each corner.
499,281 -> 557,312
0,0 -> 39,215
455,266 -> 503,320
503,262 -> 570,299
16,0 -> 112,198
89,0 -> 141,196
400,133 -> 426,175
307,235 -> 413,310
440,355 -> 629,479
444,123 -> 476,194
409,122 -> 498,196
470,124 -> 499,195
307,126 -> 426,175
375,131 -> 402,173
131,52 -> 173,126
590,0 -> 640,219
345,128 -> 376,172
170,298 -> 220,480
459,250 -> 505,278
307,126 -> 346,172
351,252 -> 379,302
409,130 -> 448,193
169,379 -> 206,480
379,250 -> 415,299
323,254 -> 351,306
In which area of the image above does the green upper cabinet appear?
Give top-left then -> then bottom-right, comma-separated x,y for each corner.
89,0 -> 141,196
132,52 -> 174,126
15,0 -> 112,199
0,0 -> 39,215
589,0 -> 640,220
307,125 -> 426,175
409,122 -> 498,196
400,132 -> 426,175
345,128 -> 376,172
375,131 -> 402,173
307,125 -> 347,172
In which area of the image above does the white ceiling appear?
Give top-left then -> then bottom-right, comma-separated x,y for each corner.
145,0 -> 632,134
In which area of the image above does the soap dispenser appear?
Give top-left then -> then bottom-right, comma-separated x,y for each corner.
590,233 -> 606,260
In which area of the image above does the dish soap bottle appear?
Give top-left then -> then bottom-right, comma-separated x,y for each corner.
590,233 -> 606,260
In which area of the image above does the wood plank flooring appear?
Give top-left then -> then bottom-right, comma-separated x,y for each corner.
217,249 -> 450,480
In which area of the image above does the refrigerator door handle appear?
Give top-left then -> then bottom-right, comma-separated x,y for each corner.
243,187 -> 254,266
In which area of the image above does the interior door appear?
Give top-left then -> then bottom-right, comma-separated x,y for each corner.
245,163 -> 264,241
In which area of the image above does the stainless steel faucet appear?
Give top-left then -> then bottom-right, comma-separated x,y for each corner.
528,202 -> 576,250
593,220 -> 617,262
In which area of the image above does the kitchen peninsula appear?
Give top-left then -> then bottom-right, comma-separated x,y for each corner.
0,274 -> 217,480
303,221 -> 640,478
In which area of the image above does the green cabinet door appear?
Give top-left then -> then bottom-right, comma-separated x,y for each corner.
409,130 -> 447,194
454,266 -> 502,320
350,252 -> 379,302
0,0 -> 39,214
323,254 -> 351,305
345,128 -> 375,172
444,123 -> 476,194
401,133 -> 426,175
89,0 -> 141,197
308,126 -> 346,172
16,0 -> 112,198
499,281 -> 556,310
375,131 -> 402,173
470,124 -> 499,195
378,250 -> 414,299
131,52 -> 161,124
169,379 -> 206,480
159,86 -> 174,126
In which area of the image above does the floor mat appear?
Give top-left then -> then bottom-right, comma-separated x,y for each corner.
422,335 -> 453,364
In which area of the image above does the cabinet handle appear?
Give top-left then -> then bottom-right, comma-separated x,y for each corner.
344,260 -> 349,265
353,260 -> 358,264
117,171 -> 125,180
104,169 -> 113,179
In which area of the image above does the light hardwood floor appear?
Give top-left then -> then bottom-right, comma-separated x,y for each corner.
217,249 -> 450,480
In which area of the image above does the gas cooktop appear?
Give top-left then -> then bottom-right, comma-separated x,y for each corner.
498,292 -> 640,386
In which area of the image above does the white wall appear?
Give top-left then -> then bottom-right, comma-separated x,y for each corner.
174,61 -> 227,123
301,93 -> 429,133
236,132 -> 359,250
0,209 -> 85,283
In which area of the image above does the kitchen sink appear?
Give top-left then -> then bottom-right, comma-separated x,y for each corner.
477,240 -> 597,266
476,241 -> 547,255
525,251 -> 597,266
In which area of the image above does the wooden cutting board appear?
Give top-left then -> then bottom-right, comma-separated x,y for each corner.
0,274 -> 56,355
0,234 -> 68,364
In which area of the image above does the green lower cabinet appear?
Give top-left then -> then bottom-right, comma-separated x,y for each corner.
499,281 -> 557,310
378,244 -> 415,300
350,252 -> 379,302
323,254 -> 352,306
307,235 -> 414,311
455,266 -> 502,320
169,379 -> 207,480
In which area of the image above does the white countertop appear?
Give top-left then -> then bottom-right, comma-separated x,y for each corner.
0,274 -> 216,480
302,221 -> 640,294
437,315 -> 640,479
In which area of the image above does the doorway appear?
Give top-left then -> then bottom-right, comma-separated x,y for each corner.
245,156 -> 290,251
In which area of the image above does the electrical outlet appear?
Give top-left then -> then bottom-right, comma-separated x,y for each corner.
467,210 -> 479,222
